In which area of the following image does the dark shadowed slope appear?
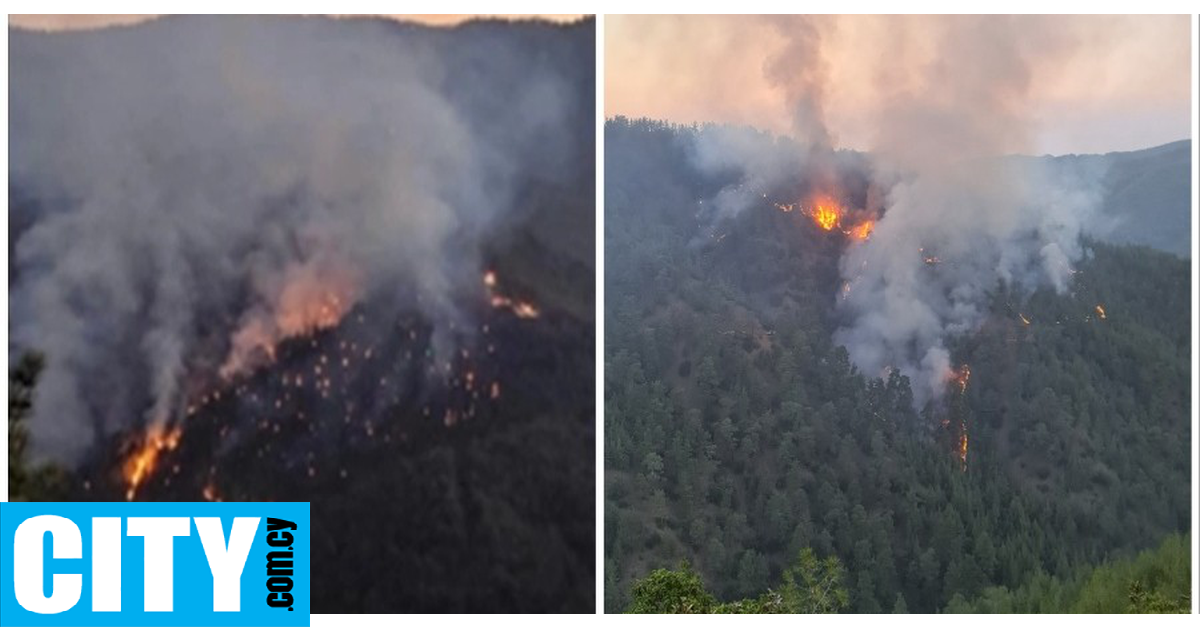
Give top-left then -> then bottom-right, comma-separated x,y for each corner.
1046,139 -> 1191,258
10,15 -> 595,613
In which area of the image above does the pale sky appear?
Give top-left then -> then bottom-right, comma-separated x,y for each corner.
607,15 -> 1192,155
9,14 -> 585,31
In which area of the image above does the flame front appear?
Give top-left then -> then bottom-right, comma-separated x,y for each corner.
483,270 -> 540,319
813,203 -> 840,231
958,427 -> 969,471
772,194 -> 871,238
221,259 -> 362,379
123,425 -> 182,500
952,364 -> 971,393
846,220 -> 874,241
950,363 -> 971,471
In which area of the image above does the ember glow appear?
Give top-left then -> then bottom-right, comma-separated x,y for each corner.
773,195 -> 856,235
812,201 -> 840,231
483,270 -> 540,319
958,427 -> 969,471
123,425 -> 182,500
221,261 -> 363,379
118,275 -> 526,500
950,364 -> 971,471
951,364 -> 971,393
845,220 -> 874,241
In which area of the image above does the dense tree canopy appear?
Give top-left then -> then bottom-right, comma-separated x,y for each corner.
628,548 -> 849,614
8,352 -> 68,501
604,118 -> 1190,613
948,534 -> 1190,613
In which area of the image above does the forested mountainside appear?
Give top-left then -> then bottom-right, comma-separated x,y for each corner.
604,118 -> 1190,613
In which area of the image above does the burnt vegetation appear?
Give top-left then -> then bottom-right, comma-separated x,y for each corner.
9,15 -> 595,613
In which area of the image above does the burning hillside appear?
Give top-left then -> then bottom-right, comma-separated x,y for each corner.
74,266 -> 593,611
111,268 -> 548,502
9,14 -> 595,613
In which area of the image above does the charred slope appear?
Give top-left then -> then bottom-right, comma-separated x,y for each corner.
603,118 -> 1190,613
11,15 -> 595,613
70,283 -> 594,612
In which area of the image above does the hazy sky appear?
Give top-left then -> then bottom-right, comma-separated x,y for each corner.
9,14 -> 585,30
607,15 -> 1192,155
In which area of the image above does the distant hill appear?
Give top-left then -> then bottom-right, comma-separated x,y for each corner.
1046,140 -> 1192,258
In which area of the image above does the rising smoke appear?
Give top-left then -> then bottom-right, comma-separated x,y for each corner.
9,15 -> 586,462
688,16 -> 1110,406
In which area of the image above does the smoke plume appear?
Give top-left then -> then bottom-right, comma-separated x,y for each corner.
834,16 -> 1106,405
9,15 -> 584,462
687,16 -> 1111,406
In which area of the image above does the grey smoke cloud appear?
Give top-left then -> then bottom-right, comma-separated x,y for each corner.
763,15 -> 833,150
607,15 -> 1190,155
9,16 -> 582,462
835,16 -> 1107,405
686,16 -> 1116,407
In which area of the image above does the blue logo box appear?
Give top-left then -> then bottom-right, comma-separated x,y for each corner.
0,502 -> 309,627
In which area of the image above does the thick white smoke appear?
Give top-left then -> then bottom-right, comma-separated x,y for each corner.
834,158 -> 1103,405
9,16 -> 584,462
833,17 -> 1107,406
685,16 -> 1109,407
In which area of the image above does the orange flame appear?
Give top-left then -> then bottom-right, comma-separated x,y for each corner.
958,426 -> 969,471
951,364 -> 971,393
1019,313 -> 1031,326
489,295 -> 540,319
483,270 -> 540,319
123,425 -> 182,500
812,202 -> 840,231
846,220 -> 874,241
1095,304 -> 1106,320
221,260 -> 361,379
774,195 -> 864,236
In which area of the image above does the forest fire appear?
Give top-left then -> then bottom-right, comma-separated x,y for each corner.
773,195 -> 867,236
221,269 -> 360,380
951,364 -> 971,393
484,270 -> 540,319
958,428 -> 969,471
1095,304 -> 1107,320
123,425 -> 182,500
111,266 -> 551,502
812,200 -> 841,231
846,220 -> 874,241
1019,313 -> 1031,326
